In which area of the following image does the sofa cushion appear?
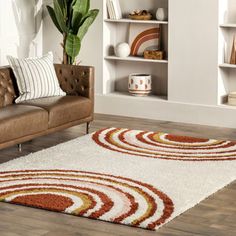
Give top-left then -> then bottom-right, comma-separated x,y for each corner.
7,52 -> 66,103
0,105 -> 48,143
20,96 -> 92,128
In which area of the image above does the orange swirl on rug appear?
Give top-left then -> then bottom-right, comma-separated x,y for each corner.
92,128 -> 236,161
0,169 -> 174,230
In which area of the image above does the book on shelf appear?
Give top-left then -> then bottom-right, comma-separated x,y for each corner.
107,0 -> 122,20
113,0 -> 122,19
110,0 -> 116,19
107,0 -> 113,19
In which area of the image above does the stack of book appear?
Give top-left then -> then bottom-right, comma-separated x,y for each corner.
228,92 -> 236,106
107,0 -> 122,20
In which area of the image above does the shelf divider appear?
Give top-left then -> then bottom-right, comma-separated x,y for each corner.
106,91 -> 168,101
105,56 -> 168,64
219,63 -> 236,69
104,19 -> 168,25
219,23 -> 236,28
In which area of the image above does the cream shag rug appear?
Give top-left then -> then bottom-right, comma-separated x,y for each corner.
0,128 -> 236,231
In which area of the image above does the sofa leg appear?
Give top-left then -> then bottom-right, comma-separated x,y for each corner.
18,144 -> 22,152
86,122 -> 90,134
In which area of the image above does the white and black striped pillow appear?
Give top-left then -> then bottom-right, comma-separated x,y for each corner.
7,52 -> 66,103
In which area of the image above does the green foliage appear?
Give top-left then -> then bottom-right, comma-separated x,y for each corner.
47,0 -> 99,64
65,33 -> 81,62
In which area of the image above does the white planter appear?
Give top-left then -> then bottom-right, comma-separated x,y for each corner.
128,74 -> 152,96
114,43 -> 130,58
156,8 -> 168,21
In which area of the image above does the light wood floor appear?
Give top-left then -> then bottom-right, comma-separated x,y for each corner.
0,114 -> 235,236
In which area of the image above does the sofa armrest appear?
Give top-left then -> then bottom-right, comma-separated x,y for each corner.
54,64 -> 94,101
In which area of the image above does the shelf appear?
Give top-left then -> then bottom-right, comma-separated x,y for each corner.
219,63 -> 236,69
105,56 -> 168,64
219,103 -> 236,109
105,91 -> 168,101
219,23 -> 236,28
104,19 -> 168,25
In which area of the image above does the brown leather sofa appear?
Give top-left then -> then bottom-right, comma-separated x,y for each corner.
0,64 -> 94,150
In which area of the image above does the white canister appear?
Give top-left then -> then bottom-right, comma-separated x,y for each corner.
114,43 -> 131,58
128,74 -> 152,96
156,8 -> 168,21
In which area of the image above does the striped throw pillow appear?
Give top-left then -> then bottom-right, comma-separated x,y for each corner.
7,52 -> 66,103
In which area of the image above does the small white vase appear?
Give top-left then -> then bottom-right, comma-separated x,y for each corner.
114,43 -> 130,58
156,8 -> 168,21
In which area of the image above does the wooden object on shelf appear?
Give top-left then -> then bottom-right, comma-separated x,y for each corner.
129,10 -> 152,21
230,36 -> 236,64
144,50 -> 164,60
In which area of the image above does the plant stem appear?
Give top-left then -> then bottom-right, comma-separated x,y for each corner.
63,33 -> 68,64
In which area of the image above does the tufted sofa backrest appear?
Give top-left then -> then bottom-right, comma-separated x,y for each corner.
54,64 -> 94,101
0,64 -> 94,108
0,67 -> 18,107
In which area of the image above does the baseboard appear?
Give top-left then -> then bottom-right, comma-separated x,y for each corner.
95,94 -> 236,129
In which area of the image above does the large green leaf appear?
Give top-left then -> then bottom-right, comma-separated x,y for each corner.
71,0 -> 94,35
71,10 -> 83,34
77,9 -> 99,41
46,6 -> 63,34
57,0 -> 67,17
73,0 -> 90,16
53,0 -> 68,33
65,33 -> 81,62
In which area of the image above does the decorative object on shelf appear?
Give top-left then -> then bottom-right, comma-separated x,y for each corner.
46,0 -> 99,64
128,73 -> 152,96
114,43 -> 131,58
107,0 -> 122,20
228,92 -> 236,105
156,8 -> 168,21
129,24 -> 160,56
144,50 -> 164,60
230,35 -> 236,64
129,10 -> 152,21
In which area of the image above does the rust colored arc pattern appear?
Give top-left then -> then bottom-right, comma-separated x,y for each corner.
130,28 -> 160,56
0,169 -> 174,231
92,128 -> 236,161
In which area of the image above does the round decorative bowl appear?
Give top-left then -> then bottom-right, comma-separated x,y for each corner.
129,13 -> 152,20
128,74 -> 152,96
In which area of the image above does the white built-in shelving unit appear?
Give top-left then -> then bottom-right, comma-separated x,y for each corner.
102,0 -> 169,101
218,0 -> 236,105
96,0 -> 236,128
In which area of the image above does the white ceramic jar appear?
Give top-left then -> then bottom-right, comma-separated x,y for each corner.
156,8 -> 168,21
128,74 -> 152,96
114,43 -> 131,58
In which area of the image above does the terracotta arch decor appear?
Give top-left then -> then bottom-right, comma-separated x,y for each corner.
129,24 -> 160,56
0,127 -> 235,231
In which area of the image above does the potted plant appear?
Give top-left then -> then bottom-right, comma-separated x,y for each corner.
47,0 -> 99,64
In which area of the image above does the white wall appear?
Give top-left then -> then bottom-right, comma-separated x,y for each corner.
0,0 -> 42,66
42,0 -> 103,94
168,0 -> 219,105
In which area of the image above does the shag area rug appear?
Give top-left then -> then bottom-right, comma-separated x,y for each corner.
0,128 -> 236,231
